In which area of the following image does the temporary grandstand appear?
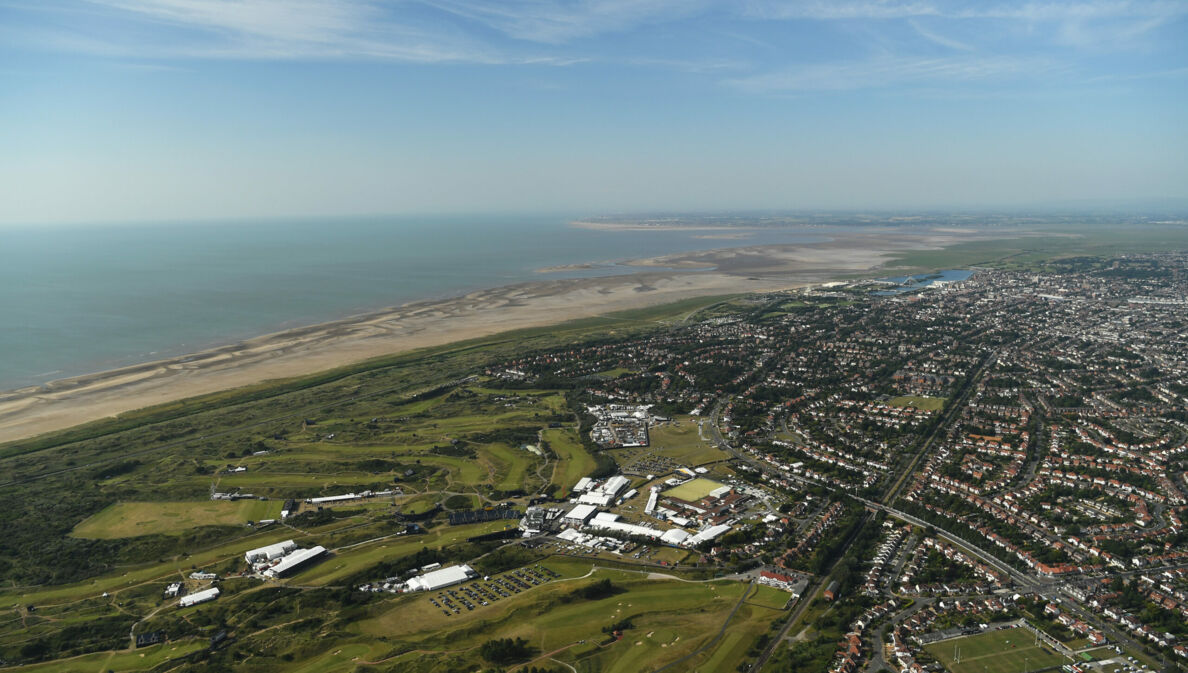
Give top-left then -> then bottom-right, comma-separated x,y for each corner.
448,507 -> 521,526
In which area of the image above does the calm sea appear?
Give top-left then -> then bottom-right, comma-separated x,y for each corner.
0,215 -> 826,391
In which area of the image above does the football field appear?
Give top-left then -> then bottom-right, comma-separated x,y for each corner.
924,627 -> 1066,673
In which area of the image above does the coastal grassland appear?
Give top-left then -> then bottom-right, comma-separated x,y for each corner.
0,294 -> 737,669
924,627 -> 1066,673
0,515 -> 522,668
545,426 -> 596,494
5,641 -> 206,673
889,395 -> 946,411
71,499 -> 284,539
646,416 -> 732,466
293,518 -> 517,587
356,567 -> 774,673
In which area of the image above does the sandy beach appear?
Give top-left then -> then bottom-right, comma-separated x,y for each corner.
0,230 -> 973,444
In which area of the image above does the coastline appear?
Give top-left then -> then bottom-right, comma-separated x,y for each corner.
0,231 -> 970,445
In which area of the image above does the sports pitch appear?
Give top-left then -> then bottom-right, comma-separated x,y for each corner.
889,395 -> 946,411
925,627 -> 1066,673
664,477 -> 725,502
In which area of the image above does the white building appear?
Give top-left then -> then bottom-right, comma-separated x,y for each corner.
644,490 -> 659,515
588,512 -> 664,539
602,475 -> 631,497
687,523 -> 732,547
263,546 -> 326,578
661,528 -> 691,545
564,503 -> 598,526
245,540 -> 297,564
406,564 -> 477,592
307,493 -> 359,504
179,587 -> 220,608
578,492 -> 614,507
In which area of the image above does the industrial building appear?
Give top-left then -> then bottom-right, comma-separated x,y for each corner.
263,546 -> 327,578
405,564 -> 477,592
245,540 -> 297,564
179,587 -> 220,608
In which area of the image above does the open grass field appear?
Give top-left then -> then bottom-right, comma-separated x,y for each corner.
664,477 -> 725,502
8,641 -> 207,673
482,441 -> 539,492
647,416 -> 731,466
889,395 -> 946,411
746,584 -> 793,610
925,627 -> 1067,673
544,427 -> 596,494
355,565 -> 775,673
295,519 -> 517,586
71,499 -> 284,539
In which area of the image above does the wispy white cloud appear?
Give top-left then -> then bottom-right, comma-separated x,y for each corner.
742,0 -> 941,21
726,54 -> 1051,92
64,0 -> 560,63
746,0 -> 1187,23
6,0 -> 1183,91
966,1 -> 1186,49
907,18 -> 972,51
420,0 -> 711,44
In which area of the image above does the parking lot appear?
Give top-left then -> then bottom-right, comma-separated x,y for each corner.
427,564 -> 560,616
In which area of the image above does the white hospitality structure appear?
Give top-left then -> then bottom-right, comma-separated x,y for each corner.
587,512 -> 664,539
661,528 -> 691,545
245,540 -> 297,564
578,491 -> 614,507
564,503 -> 598,526
687,523 -> 732,547
179,587 -> 220,608
405,564 -> 477,592
263,546 -> 327,578
601,475 -> 630,497
644,489 -> 659,515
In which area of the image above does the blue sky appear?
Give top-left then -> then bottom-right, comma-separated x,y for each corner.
1,0 -> 1185,223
